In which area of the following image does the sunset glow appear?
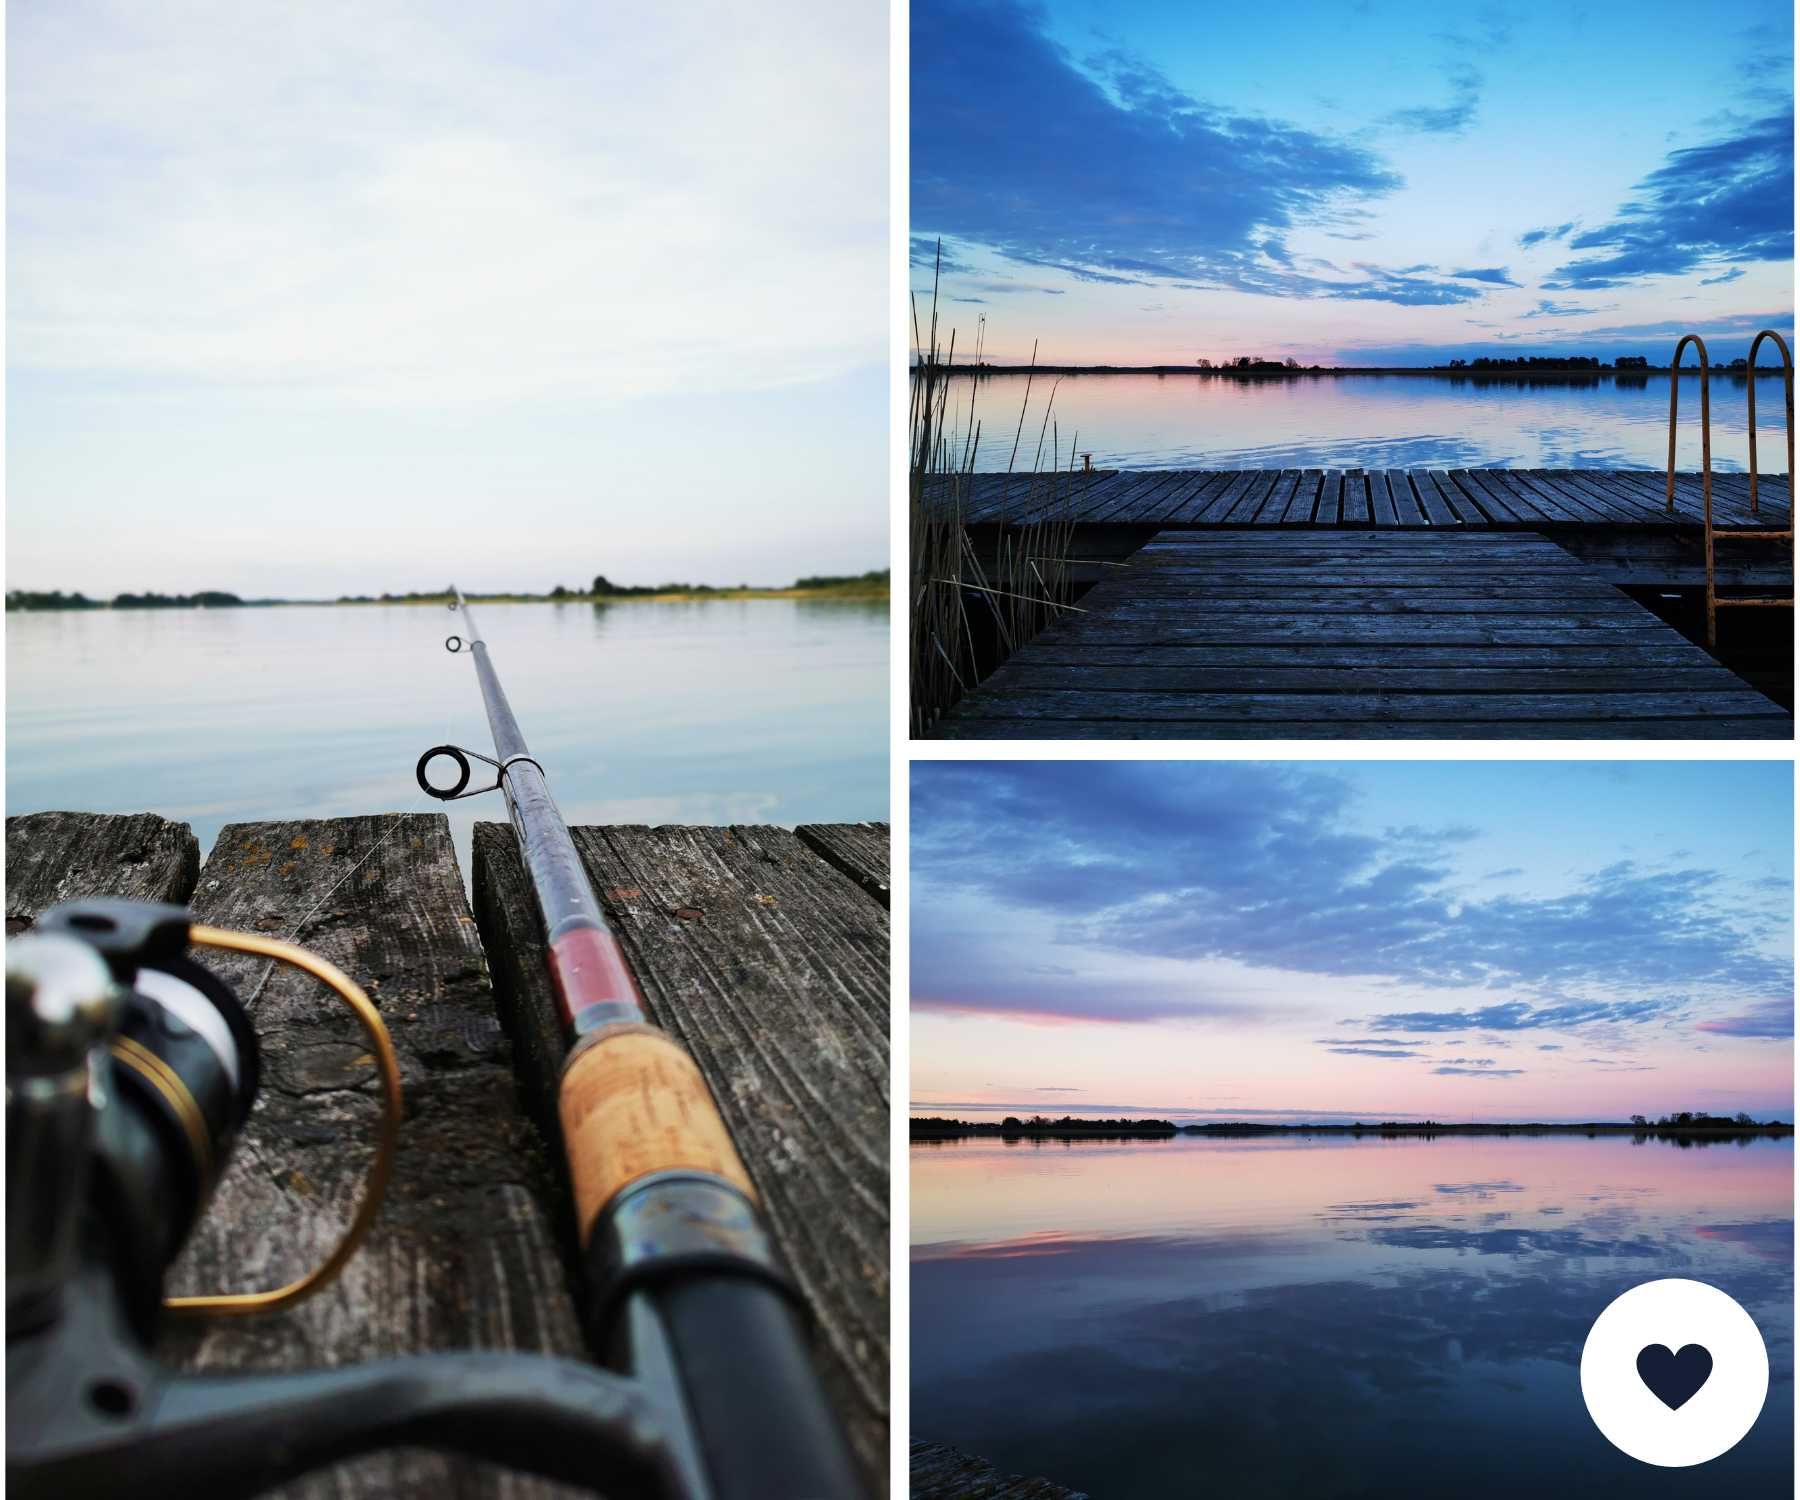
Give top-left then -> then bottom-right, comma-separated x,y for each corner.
911,762 -> 1795,1123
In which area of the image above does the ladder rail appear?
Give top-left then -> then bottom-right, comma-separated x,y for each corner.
1745,329 -> 1795,519
1666,333 -> 1711,515
1670,330 -> 1796,650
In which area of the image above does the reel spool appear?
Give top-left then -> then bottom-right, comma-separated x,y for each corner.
7,900 -> 401,1332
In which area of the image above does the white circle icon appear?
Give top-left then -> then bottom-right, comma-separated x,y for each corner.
1580,1278 -> 1769,1466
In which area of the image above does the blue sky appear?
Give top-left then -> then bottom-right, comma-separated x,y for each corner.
912,762 -> 1795,1123
912,0 -> 1794,365
7,2 -> 885,597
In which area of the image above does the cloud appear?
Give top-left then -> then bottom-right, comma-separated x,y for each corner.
1546,112 -> 1794,289
1365,999 -> 1680,1033
1519,222 -> 1576,248
911,236 -> 972,274
1700,266 -> 1747,286
1432,1066 -> 1525,1078
1538,1044 -> 1563,1052
1326,1046 -> 1428,1059
1448,267 -> 1520,286
1521,298 -> 1611,319
1340,309 -> 1797,366
913,762 -> 1791,1030
1694,999 -> 1794,1039
911,0 -> 1502,308
8,2 -> 885,404
1384,62 -> 1483,136
913,970 -> 1266,1027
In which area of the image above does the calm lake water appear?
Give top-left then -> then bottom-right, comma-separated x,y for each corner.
912,1133 -> 1793,1499
5,599 -> 888,880
949,372 -> 1796,473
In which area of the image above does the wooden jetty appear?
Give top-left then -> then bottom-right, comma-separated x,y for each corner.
954,467 -> 1788,531
910,1441 -> 1088,1499
5,808 -> 890,1499
928,469 -> 1793,739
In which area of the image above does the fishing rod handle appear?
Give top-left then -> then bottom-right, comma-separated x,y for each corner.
560,1027 -> 867,1499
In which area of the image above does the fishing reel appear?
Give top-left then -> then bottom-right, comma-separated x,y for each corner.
3,899 -> 721,1499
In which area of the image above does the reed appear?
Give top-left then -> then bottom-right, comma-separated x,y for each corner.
909,246 -> 1081,735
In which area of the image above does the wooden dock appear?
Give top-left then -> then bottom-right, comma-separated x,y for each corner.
910,1440 -> 1088,1499
951,467 -> 1790,530
5,808 -> 890,1499
933,531 -> 1792,739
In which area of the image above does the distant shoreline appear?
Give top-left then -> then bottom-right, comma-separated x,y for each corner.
931,364 -> 1788,379
5,577 -> 889,613
911,1117 -> 1794,1140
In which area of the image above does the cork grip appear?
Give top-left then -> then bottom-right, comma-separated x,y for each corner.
558,1026 -> 758,1243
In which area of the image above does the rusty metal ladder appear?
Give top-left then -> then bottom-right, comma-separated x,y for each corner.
1666,330 -> 1794,649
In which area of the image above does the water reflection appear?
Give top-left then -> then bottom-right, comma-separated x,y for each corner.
944,371 -> 1796,473
5,599 -> 888,878
912,1134 -> 1792,1498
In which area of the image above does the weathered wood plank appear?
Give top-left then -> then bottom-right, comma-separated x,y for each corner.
1317,470 -> 1343,525
1452,468 -> 1531,524
472,822 -> 890,1493
6,810 -> 200,930
1002,642 -> 1734,669
986,662 -> 1738,693
911,1440 -> 1089,1500
1223,469 -> 1282,523
1254,469 -> 1303,524
796,821 -> 891,909
1193,470 -> 1258,523
1425,468 -> 1486,525
935,529 -> 1792,738
937,714 -> 1793,739
1117,470 -> 1213,523
1370,470 -> 1401,527
1411,470 -> 1462,526
957,689 -> 1786,723
948,470 -> 1783,529
1081,470 -> 1177,524
1279,469 -> 1322,525
1166,472 -> 1236,524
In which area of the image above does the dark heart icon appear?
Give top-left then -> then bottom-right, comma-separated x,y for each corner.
1636,1343 -> 1713,1410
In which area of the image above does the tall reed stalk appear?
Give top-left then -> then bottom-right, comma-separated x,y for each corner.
909,247 -> 1081,735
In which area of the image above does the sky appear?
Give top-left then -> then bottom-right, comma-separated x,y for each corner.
6,1 -> 886,598
911,0 -> 1795,366
911,761 -> 1796,1124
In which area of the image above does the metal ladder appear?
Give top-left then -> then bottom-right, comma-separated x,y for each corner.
1666,330 -> 1794,649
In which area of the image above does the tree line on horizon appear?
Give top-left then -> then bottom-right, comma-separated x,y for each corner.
8,570 -> 890,611
6,589 -> 249,611
911,1109 -> 1790,1138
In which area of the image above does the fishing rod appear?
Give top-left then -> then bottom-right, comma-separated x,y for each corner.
5,592 -> 866,1500
416,589 -> 866,1499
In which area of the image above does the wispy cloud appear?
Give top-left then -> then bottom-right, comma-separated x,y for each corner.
1384,61 -> 1484,136
1547,111 -> 1794,289
1519,221 -> 1576,248
8,2 -> 885,404
1695,999 -> 1794,1039
1521,298 -> 1610,319
914,763 -> 1790,1032
1449,267 -> 1521,287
